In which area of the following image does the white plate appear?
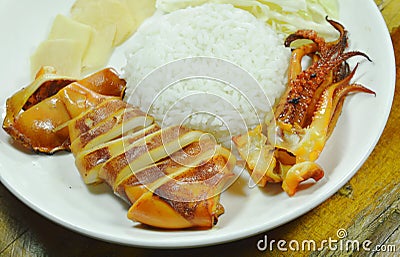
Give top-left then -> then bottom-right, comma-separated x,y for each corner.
0,0 -> 395,248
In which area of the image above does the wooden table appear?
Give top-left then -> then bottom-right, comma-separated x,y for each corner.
1,1 -> 399,256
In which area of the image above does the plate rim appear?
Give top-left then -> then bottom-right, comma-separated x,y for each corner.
0,0 -> 396,249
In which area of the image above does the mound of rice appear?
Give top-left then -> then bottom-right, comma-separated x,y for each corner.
123,3 -> 290,143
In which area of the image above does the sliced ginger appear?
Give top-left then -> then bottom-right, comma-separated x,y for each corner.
31,0 -> 157,78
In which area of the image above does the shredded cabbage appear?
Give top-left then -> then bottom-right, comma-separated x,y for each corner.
156,0 -> 339,38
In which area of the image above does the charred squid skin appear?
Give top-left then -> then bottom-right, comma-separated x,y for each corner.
278,17 -> 373,129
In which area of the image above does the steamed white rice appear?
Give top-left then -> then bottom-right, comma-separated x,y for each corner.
123,3 -> 290,142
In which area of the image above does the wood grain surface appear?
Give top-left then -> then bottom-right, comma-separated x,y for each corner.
1,1 -> 399,256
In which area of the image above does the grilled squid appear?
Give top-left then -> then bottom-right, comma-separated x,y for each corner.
68,99 -> 235,229
2,67 -> 126,153
233,18 -> 375,196
2,67 -> 235,229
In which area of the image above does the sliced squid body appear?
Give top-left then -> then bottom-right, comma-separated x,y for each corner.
126,145 -> 234,228
2,67 -> 126,153
70,106 -> 153,154
69,98 -> 236,229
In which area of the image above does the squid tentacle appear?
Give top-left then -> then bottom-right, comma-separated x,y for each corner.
281,161 -> 324,196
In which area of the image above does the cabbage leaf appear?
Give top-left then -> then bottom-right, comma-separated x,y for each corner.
156,0 -> 339,38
